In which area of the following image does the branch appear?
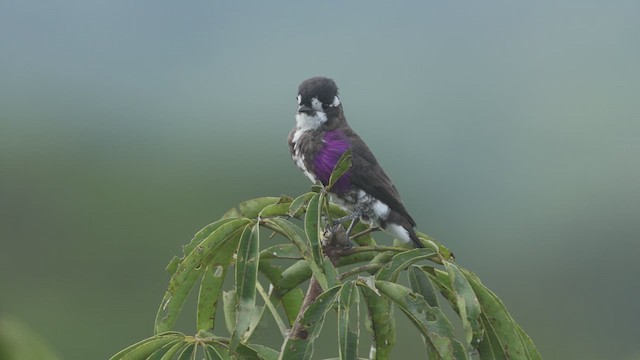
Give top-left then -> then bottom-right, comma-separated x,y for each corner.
288,225 -> 350,339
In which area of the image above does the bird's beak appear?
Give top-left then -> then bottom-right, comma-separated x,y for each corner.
297,104 -> 313,113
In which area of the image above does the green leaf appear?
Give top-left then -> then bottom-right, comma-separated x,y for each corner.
245,344 -> 280,360
416,231 -> 455,262
205,344 -> 226,360
197,262 -> 228,332
256,282 -> 288,336
259,201 -> 293,218
235,342 -> 267,360
327,149 -> 352,191
288,192 -> 315,217
281,288 -> 304,326
515,322 -> 543,360
265,218 -> 328,290
460,268 -> 541,359
109,333 -> 184,360
260,244 -> 302,260
279,286 -> 342,360
222,197 -> 282,219
375,280 -> 468,360
208,344 -> 232,360
223,290 -> 238,335
376,248 -> 437,282
408,266 -> 440,308
357,279 -> 395,360
176,343 -> 195,360
275,260 -> 313,294
323,256 -> 341,288
160,341 -> 191,360
145,339 -> 183,360
155,219 -> 251,334
231,223 -> 261,351
304,193 -> 324,272
338,281 -> 359,360
172,218 -> 241,274
444,262 -> 483,350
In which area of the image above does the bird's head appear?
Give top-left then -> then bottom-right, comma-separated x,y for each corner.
295,76 -> 342,130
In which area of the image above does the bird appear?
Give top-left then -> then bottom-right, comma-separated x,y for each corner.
288,76 -> 424,248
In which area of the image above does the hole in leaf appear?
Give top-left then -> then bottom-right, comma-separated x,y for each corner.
214,266 -> 223,277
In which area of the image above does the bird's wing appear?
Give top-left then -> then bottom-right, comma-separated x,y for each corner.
348,133 -> 416,226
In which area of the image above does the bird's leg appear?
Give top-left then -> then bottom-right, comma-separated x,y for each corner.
332,209 -> 362,228
345,218 -> 358,237
329,210 -> 363,248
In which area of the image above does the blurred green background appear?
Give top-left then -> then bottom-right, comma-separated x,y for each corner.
1,1 -> 639,359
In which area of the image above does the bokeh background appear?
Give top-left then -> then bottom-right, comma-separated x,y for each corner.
1,1 -> 639,359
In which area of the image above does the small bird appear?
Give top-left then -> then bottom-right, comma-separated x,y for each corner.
288,76 -> 423,248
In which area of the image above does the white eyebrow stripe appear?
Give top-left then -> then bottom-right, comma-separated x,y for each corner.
297,95 -> 302,105
331,96 -> 340,107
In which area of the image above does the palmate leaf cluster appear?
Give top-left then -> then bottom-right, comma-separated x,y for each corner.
111,156 -> 541,360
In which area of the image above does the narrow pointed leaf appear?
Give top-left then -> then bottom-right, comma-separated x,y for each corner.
155,219 -> 250,334
197,263 -> 228,332
260,202 -> 293,217
260,244 -> 302,260
209,343 -> 232,360
231,223 -> 261,351
408,266 -> 440,308
327,149 -> 352,191
145,339 -> 183,360
176,343 -> 195,360
460,268 -> 540,359
181,218 -> 240,259
338,281 -> 359,360
223,196 -> 285,219
515,322 -> 543,360
256,283 -> 288,336
375,280 -> 468,360
358,280 -> 395,360
416,231 -> 455,261
281,288 -> 304,326
110,334 -> 184,360
237,197 -> 282,218
245,344 -> 280,360
323,256 -> 341,288
444,262 -> 483,350
279,286 -> 342,360
160,341 -> 190,360
223,290 -> 238,335
265,218 -> 328,290
376,248 -> 436,282
276,260 -> 313,293
304,193 -> 324,271
288,192 -> 315,217
205,344 -> 225,360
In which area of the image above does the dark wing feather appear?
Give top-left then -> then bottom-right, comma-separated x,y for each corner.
347,132 -> 416,226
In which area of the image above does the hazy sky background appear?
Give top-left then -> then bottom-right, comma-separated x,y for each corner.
1,1 -> 639,359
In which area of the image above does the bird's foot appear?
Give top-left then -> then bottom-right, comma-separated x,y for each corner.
332,210 -> 363,236
322,224 -> 353,254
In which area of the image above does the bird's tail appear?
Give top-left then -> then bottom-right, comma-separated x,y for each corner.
407,226 -> 425,248
384,215 -> 424,248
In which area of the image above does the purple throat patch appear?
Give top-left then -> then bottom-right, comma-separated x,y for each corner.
314,130 -> 352,193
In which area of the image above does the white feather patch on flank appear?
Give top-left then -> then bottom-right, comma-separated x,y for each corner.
292,147 -> 317,183
331,96 -> 340,107
386,223 -> 411,244
372,200 -> 390,220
